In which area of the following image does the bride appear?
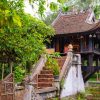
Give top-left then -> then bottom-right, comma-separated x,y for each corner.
60,44 -> 85,98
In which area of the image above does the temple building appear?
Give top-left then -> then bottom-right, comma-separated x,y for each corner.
51,9 -> 100,81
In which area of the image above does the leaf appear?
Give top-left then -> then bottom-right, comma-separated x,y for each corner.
5,10 -> 10,15
29,0 -> 32,3
57,0 -> 67,4
50,2 -> 58,11
13,14 -> 21,27
62,5 -> 69,12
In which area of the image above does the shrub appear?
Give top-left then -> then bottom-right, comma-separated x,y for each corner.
45,53 -> 60,76
14,66 -> 25,82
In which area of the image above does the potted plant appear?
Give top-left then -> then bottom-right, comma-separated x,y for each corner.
45,53 -> 60,79
52,59 -> 59,79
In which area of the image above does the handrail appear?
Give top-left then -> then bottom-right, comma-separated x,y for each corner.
25,55 -> 47,82
3,73 -> 13,81
59,51 -> 73,81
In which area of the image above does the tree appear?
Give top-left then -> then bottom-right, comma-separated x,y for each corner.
66,0 -> 100,19
29,0 -> 46,17
43,12 -> 58,25
94,5 -> 100,19
0,0 -> 54,80
29,0 -> 69,18
28,0 -> 100,19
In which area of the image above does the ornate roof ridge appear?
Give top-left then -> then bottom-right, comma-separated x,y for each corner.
52,9 -> 100,35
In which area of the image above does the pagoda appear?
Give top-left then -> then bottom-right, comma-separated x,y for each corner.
52,9 -> 100,81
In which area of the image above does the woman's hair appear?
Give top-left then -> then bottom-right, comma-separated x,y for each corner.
65,43 -> 68,47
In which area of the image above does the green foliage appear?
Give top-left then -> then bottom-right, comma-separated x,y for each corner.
0,0 -> 54,65
0,0 -> 54,81
29,0 -> 69,17
76,92 -> 85,100
29,0 -> 46,18
14,66 -> 25,82
50,0 -> 69,13
83,60 -> 88,66
45,53 -> 60,75
50,2 -> 58,12
57,0 -> 68,4
29,0 -> 100,19
38,0 -> 46,17
94,5 -> 100,19
50,52 -> 61,58
62,5 -> 69,12
0,0 -> 23,27
43,12 -> 58,25
70,0 -> 100,19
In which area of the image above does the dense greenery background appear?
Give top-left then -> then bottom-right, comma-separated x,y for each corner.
0,0 -> 54,82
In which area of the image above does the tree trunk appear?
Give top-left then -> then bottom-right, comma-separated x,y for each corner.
10,62 -> 13,73
2,63 -> 4,80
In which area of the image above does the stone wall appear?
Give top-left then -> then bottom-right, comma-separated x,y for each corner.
15,89 -> 26,100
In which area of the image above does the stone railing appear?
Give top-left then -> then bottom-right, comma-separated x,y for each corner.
59,51 -> 73,81
20,55 -> 47,100
24,55 -> 47,83
59,52 -> 82,82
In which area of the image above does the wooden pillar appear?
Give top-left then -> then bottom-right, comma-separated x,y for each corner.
88,54 -> 94,73
99,58 -> 100,66
89,35 -> 93,51
80,37 -> 83,52
81,55 -> 84,66
10,62 -> 13,73
96,58 -> 99,81
96,58 -> 99,66
2,64 -> 4,80
88,54 -> 94,67
61,37 -> 64,53
55,37 -> 60,52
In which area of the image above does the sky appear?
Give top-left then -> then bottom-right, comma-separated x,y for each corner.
24,0 -> 57,17
24,0 -> 35,16
24,0 -> 100,18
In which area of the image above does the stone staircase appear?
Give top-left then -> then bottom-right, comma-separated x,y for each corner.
23,55 -> 68,99
37,68 -> 54,89
55,56 -> 66,69
35,56 -> 67,99
37,56 -> 67,89
28,67 -> 58,100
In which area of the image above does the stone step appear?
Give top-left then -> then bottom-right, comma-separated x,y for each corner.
36,87 -> 57,93
37,67 -> 54,88
38,82 -> 53,88
56,58 -> 66,69
38,78 -> 54,82
40,70 -> 53,74
38,74 -> 54,78
43,67 -> 50,70
36,87 -> 57,99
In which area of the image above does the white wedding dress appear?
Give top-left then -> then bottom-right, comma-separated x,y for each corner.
60,54 -> 85,98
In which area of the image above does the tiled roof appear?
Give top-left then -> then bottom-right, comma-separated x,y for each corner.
52,11 -> 100,35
